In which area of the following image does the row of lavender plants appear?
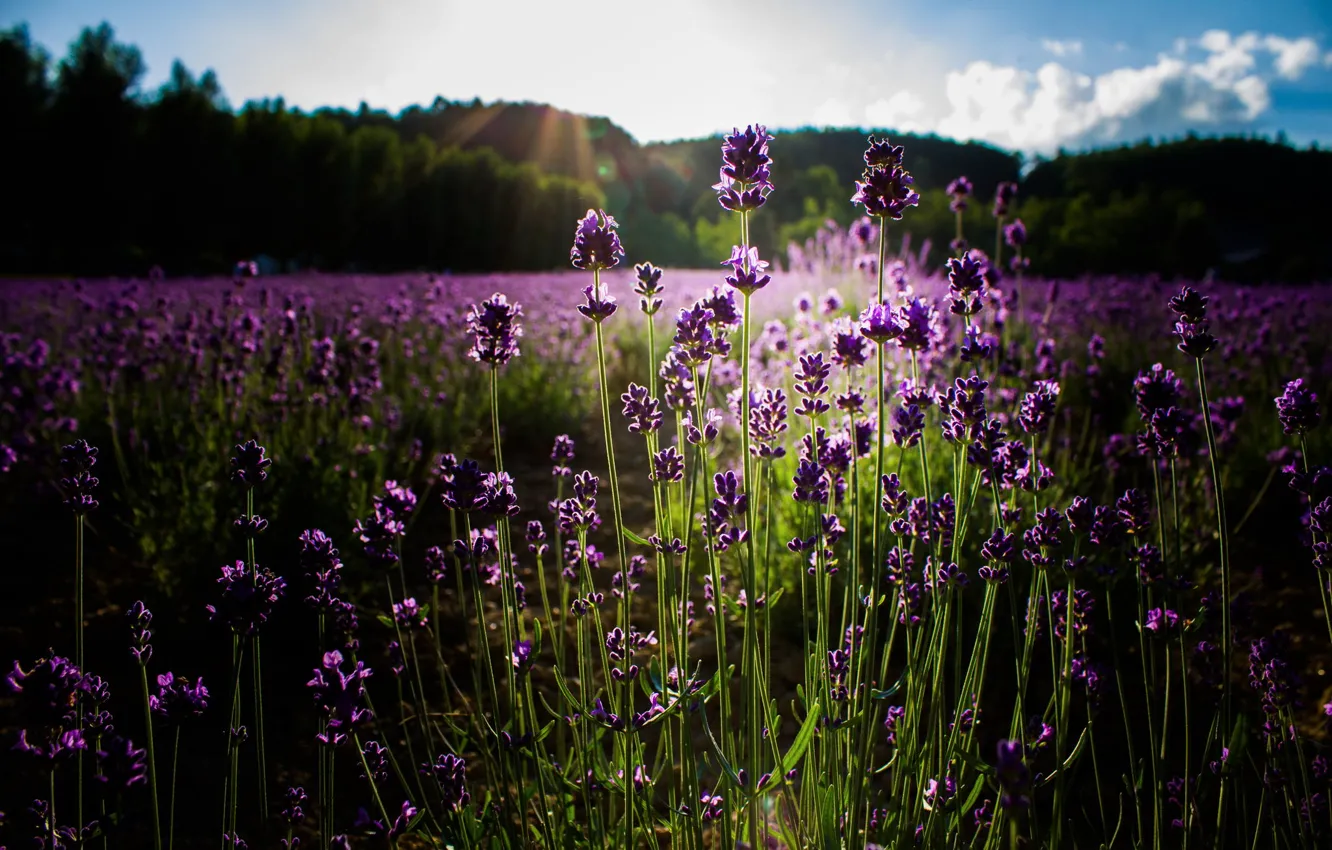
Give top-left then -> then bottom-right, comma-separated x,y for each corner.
4,126 -> 1331,850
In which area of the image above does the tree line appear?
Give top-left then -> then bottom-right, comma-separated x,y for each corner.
3,22 -> 1329,281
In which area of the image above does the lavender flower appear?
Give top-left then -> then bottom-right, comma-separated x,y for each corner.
308,650 -> 373,746
722,246 -> 772,295
465,294 -> 523,366
230,440 -> 271,488
992,182 -> 1018,218
578,283 -> 618,323
859,302 -> 901,344
150,673 -> 210,724
895,297 -> 938,352
570,209 -> 624,271
633,262 -> 664,315
946,255 -> 986,316
59,439 -> 99,513
128,600 -> 153,665
1004,218 -> 1027,248
651,446 -> 685,483
299,529 -> 343,610
750,388 -> 789,459
995,739 -> 1031,809
1169,286 -> 1218,358
714,125 -> 774,211
206,561 -> 286,635
621,383 -> 663,434
511,640 -> 534,676
830,319 -> 870,368
423,753 -> 470,811
1276,378 -> 1320,435
392,598 -> 428,630
947,176 -> 973,212
853,135 -> 919,220
551,435 -> 575,478
96,735 -> 147,792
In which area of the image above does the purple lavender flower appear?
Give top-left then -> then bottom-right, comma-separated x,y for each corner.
891,405 -> 925,448
150,673 -> 210,724
422,753 -> 470,811
96,735 -> 147,792
308,650 -> 373,746
995,739 -> 1030,809
794,353 -> 832,419
633,262 -> 664,315
895,297 -> 938,351
1276,378 -> 1320,435
792,459 -> 829,504
353,503 -> 404,567
1144,608 -> 1179,636
128,600 -> 153,665
722,246 -> 772,295
859,302 -> 901,344
852,135 -> 919,220
750,388 -> 789,459
299,530 -> 343,610
578,283 -> 618,323
441,458 -> 488,512
59,439 -> 99,513
1019,381 -> 1059,435
714,125 -> 774,211
570,209 -> 624,271
392,598 -> 428,630
465,294 -> 523,366
992,182 -> 1018,218
1169,286 -> 1218,358
947,176 -> 973,212
651,446 -> 685,483
621,383 -> 663,435
1134,363 -> 1184,419
659,350 -> 696,410
830,319 -> 870,368
281,785 -> 307,826
1004,218 -> 1027,248
549,435 -> 575,480
480,471 -> 520,517
673,304 -> 719,368
205,561 -> 286,635
230,440 -> 271,488
1249,633 -> 1298,716
511,640 -> 534,676
946,255 -> 986,317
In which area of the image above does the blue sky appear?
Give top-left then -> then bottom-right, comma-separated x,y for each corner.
6,0 -> 1331,151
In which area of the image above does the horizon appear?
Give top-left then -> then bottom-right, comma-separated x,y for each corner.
4,0 -> 1331,154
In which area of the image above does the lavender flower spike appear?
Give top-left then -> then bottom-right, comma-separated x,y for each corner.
570,209 -> 624,271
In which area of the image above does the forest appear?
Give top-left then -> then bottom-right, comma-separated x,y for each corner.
3,22 -> 1330,281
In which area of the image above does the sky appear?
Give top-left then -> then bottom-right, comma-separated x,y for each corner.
6,0 -> 1332,153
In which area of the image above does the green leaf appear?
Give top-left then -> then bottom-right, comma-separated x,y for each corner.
622,527 -> 652,546
532,618 -> 543,657
871,671 -> 907,700
781,699 -> 821,776
552,666 -> 585,716
534,719 -> 556,743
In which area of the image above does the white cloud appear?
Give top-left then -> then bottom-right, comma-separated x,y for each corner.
812,97 -> 855,127
933,29 -> 1324,152
1041,39 -> 1083,58
1263,35 -> 1322,79
865,91 -> 926,131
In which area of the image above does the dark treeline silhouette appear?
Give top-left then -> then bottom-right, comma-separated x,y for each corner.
3,22 -> 1330,280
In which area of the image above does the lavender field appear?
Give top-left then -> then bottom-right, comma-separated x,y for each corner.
3,129 -> 1332,850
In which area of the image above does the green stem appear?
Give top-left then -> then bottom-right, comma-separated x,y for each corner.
140,664 -> 163,850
